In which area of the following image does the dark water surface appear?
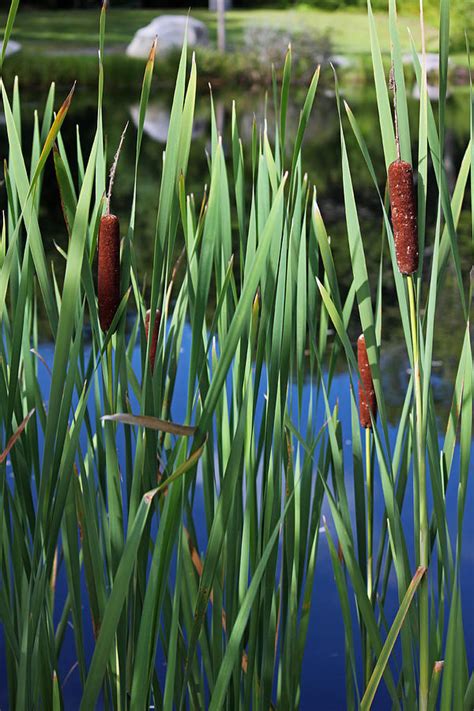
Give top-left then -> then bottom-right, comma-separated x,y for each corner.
1,72 -> 471,390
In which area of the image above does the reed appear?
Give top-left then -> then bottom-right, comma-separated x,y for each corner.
389,52 -> 428,710
319,0 -> 472,707
145,308 -> 161,373
357,333 -> 376,685
0,0 -> 471,709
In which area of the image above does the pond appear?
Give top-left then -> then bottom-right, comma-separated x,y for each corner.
0,61 -> 472,709
2,69 -> 470,414
0,326 -> 472,708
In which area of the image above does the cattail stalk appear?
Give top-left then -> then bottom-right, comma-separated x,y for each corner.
358,333 -> 376,684
364,424 -> 373,685
145,308 -> 161,374
408,27 -> 429,695
390,60 -> 427,708
388,63 -> 418,277
408,273 -> 429,710
106,338 -> 113,411
365,427 -> 373,598
98,213 -> 120,413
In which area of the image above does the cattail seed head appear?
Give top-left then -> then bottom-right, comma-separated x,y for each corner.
145,308 -> 161,374
357,334 -> 377,429
98,214 -> 120,333
388,159 -> 418,275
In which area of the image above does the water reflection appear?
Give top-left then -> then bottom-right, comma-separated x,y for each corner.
129,102 -> 207,143
0,79 -> 471,426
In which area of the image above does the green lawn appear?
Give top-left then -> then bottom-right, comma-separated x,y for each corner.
2,7 -> 439,56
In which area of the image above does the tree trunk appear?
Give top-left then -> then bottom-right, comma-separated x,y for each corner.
209,0 -> 232,9
216,0 -> 226,53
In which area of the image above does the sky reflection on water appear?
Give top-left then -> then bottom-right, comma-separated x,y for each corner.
0,318 -> 471,709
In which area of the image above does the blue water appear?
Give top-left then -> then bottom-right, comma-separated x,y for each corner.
1,323 -> 472,710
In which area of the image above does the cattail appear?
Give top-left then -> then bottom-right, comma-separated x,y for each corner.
98,213 -> 121,333
388,159 -> 418,275
145,308 -> 161,373
357,334 -> 377,429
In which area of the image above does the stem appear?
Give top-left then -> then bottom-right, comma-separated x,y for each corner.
389,63 -> 401,161
107,339 -> 113,412
408,274 -> 429,710
107,121 -> 129,213
365,425 -> 373,686
366,427 -> 373,603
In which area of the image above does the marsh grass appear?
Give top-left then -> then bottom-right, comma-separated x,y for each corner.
0,0 -> 472,709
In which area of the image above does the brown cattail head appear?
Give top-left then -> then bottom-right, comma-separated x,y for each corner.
388,159 -> 418,275
145,308 -> 161,374
98,214 -> 120,333
357,334 -> 377,429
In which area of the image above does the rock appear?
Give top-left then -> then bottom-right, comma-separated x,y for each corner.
129,102 -> 206,143
402,52 -> 450,74
329,54 -> 353,69
126,15 -> 208,58
0,40 -> 21,58
129,104 -> 170,143
412,82 -> 450,102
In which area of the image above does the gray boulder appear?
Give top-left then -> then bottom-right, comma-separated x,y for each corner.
126,15 -> 208,58
0,40 -> 21,58
129,102 -> 206,143
402,52 -> 449,74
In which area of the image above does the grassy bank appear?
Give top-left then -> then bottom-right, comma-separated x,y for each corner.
1,7 -> 446,87
2,7 -> 440,53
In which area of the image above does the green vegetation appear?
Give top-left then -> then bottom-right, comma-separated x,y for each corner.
0,1 -> 473,710
3,4 -> 471,88
1,7 -> 446,87
2,7 -> 439,53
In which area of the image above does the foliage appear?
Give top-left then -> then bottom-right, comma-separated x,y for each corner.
451,0 -> 474,51
0,1 -> 472,710
1,6 -> 440,57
